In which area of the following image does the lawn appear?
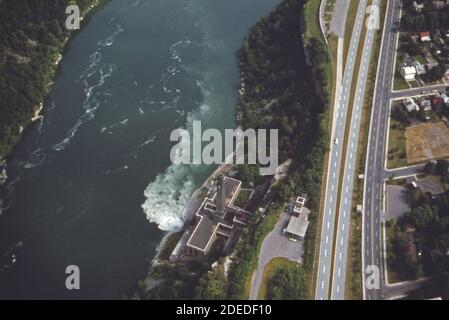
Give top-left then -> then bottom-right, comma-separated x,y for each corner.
304,0 -> 324,40
257,257 -> 300,300
233,189 -> 252,208
393,72 -> 411,91
387,118 -> 408,169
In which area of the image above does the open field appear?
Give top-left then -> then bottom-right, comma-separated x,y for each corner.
405,122 -> 449,164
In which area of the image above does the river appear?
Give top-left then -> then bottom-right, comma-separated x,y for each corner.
0,0 -> 279,299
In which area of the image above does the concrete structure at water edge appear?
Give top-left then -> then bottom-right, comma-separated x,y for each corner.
170,176 -> 254,261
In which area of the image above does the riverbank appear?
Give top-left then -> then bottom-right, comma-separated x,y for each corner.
0,0 -> 107,167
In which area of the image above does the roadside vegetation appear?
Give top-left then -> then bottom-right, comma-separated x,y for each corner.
387,117 -> 408,169
386,175 -> 449,297
258,258 -> 306,300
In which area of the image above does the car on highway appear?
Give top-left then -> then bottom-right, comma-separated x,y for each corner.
334,138 -> 339,145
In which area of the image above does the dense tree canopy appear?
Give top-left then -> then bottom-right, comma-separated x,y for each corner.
401,0 -> 449,32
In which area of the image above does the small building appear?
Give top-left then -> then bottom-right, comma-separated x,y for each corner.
295,196 -> 306,207
403,97 -> 420,112
441,92 -> 449,105
432,96 -> 445,108
413,1 -> 425,12
412,60 -> 426,75
434,0 -> 446,9
285,215 -> 309,241
418,98 -> 432,111
400,65 -> 417,81
420,31 -> 431,42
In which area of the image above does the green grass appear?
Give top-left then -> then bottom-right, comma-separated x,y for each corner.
386,178 -> 408,186
414,55 -> 426,64
387,118 -> 408,169
234,189 -> 252,208
393,72 -> 411,91
304,0 -> 324,40
257,258 -> 299,299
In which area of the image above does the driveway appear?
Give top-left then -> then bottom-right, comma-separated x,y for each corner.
249,210 -> 304,300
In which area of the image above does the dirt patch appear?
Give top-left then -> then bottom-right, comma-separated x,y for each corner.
405,122 -> 449,164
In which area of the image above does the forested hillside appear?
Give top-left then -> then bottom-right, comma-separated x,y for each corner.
227,0 -> 329,299
0,0 -> 101,159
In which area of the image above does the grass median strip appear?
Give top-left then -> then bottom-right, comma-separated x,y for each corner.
344,0 -> 387,299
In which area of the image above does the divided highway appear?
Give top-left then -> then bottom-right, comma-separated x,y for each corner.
362,0 -> 401,301
315,0 -> 369,300
331,0 -> 380,300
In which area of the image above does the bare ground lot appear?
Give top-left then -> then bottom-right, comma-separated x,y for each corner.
405,122 -> 449,164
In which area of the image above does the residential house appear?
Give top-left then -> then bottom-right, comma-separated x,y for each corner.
414,0 -> 425,12
400,65 -> 417,81
441,92 -> 449,105
418,98 -> 432,111
403,97 -> 420,112
412,60 -> 426,75
434,0 -> 446,9
420,31 -> 431,42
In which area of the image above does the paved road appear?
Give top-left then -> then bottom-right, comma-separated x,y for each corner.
384,163 -> 426,179
390,84 -> 449,99
329,0 -> 350,38
362,0 -> 402,301
315,0 -> 368,300
331,0 -> 381,300
383,276 -> 440,299
250,210 -> 303,300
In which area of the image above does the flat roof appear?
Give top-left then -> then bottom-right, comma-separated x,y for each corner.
286,216 -> 309,238
187,216 -> 217,252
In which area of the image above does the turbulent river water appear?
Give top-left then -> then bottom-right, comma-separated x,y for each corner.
0,0 -> 279,298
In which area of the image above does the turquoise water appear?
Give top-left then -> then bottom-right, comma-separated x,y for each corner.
0,0 -> 279,299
